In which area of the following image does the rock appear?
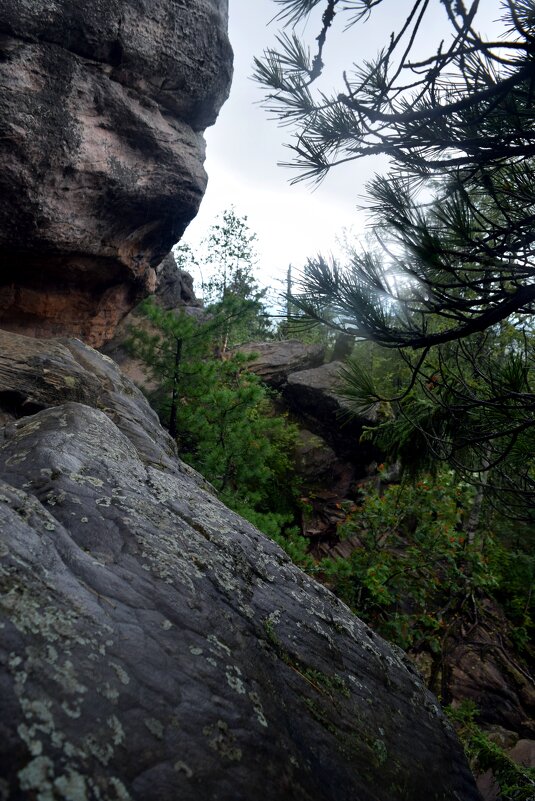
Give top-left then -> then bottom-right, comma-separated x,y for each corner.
101,252 -> 207,386
293,430 -> 360,545
0,330 -> 481,801
0,0 -> 232,346
294,430 -> 339,483
508,738 -> 535,767
476,737 -> 535,801
442,599 -> 535,739
284,361 -> 380,470
236,340 -> 325,388
155,253 -> 202,311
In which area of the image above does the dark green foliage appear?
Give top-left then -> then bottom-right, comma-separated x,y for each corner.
316,467 -> 534,656
318,471 -> 496,651
176,208 -> 272,349
127,302 -> 300,541
339,325 -> 535,511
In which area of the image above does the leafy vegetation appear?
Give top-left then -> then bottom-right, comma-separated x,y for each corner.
315,469 -> 534,656
176,207 -> 271,349
129,299 -> 300,537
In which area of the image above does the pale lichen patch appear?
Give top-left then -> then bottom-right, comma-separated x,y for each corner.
5,450 -> 30,466
207,634 -> 231,656
53,769 -> 89,801
203,720 -> 242,762
98,682 -> 119,703
144,718 -> 164,739
225,665 -> 246,695
107,777 -> 132,800
109,662 -> 130,686
174,760 -> 193,778
17,756 -> 55,798
107,715 -> 125,746
69,473 -> 104,488
248,692 -> 268,728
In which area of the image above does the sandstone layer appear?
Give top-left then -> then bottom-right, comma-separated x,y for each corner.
0,0 -> 232,346
0,330 -> 482,801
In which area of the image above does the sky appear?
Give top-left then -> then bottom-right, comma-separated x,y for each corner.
181,0 -> 505,300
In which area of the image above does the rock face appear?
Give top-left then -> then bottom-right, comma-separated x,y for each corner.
444,599 -> 535,738
0,0 -> 232,346
237,340 -> 326,388
155,253 -> 202,311
0,330 -> 481,801
285,361 -> 380,469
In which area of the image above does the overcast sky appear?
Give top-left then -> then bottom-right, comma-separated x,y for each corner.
182,0 -> 504,298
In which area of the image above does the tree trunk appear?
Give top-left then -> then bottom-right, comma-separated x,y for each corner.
169,337 -> 182,440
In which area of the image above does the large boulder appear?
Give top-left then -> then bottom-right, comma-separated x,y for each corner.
0,330 -> 481,801
236,340 -> 325,388
155,253 -> 202,312
284,361 -> 380,469
444,599 -> 535,738
0,0 -> 232,346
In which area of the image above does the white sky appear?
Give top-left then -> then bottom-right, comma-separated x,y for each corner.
181,0 -> 505,298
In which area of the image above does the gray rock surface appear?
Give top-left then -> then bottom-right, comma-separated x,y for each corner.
284,361 -> 379,469
0,0 -> 232,346
236,340 -> 325,388
0,330 -> 481,801
155,254 -> 202,311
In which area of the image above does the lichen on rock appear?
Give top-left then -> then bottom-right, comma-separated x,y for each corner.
0,331 -> 483,800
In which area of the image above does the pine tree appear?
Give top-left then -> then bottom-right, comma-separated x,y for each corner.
176,208 -> 271,352
255,1 -> 535,510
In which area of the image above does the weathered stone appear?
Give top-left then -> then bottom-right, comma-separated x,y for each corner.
0,330 -> 481,801
476,737 -> 535,801
0,0 -> 232,346
294,430 -> 339,483
155,253 -> 202,311
445,599 -> 535,739
101,252 -> 207,387
284,361 -> 380,469
236,340 -> 325,388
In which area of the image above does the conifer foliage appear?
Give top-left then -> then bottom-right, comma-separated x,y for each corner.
128,211 -> 299,537
255,0 -> 535,507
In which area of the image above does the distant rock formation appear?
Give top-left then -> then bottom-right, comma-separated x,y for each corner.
155,254 -> 202,311
0,329 -> 482,801
237,340 -> 326,388
0,0 -> 232,346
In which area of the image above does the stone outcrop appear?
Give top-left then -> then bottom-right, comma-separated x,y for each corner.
0,0 -> 232,346
444,599 -> 535,739
0,330 -> 482,801
284,361 -> 380,470
155,253 -> 202,311
236,340 -> 325,388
